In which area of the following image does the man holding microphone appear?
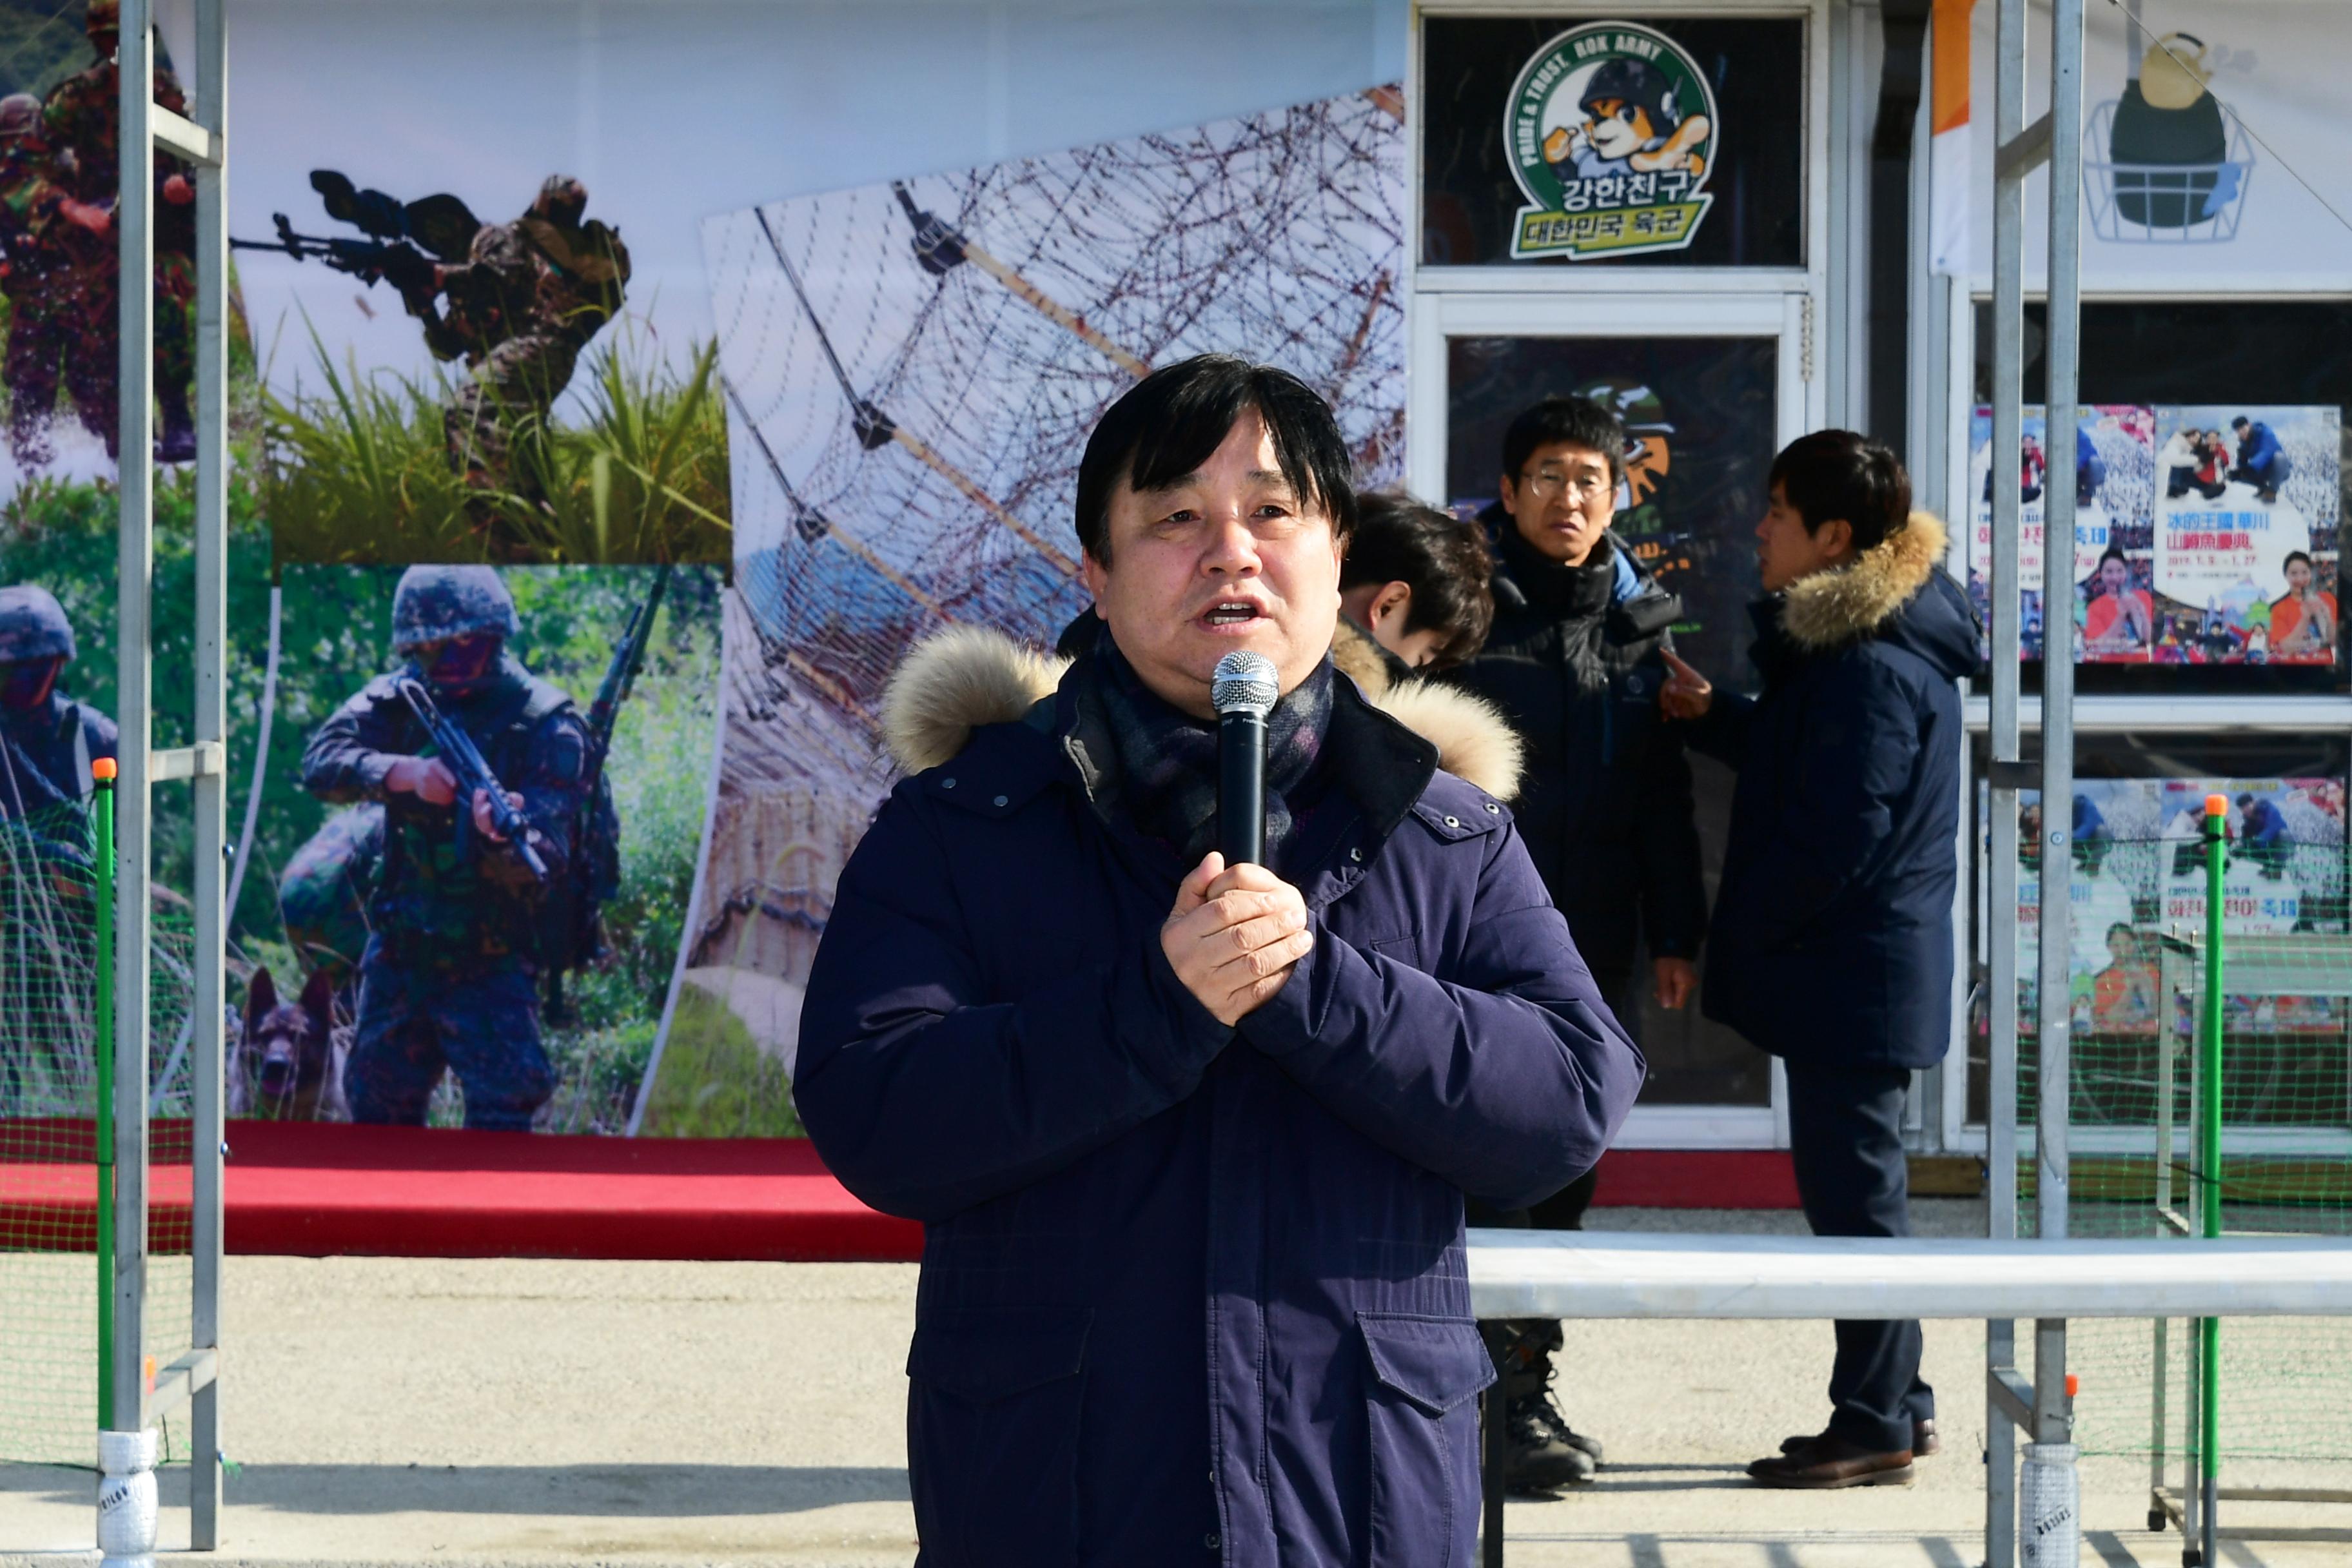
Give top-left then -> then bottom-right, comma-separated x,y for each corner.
796,355 -> 1643,1565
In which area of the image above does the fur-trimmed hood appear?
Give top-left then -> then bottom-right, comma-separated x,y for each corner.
1779,511 -> 1949,648
883,623 -> 1524,801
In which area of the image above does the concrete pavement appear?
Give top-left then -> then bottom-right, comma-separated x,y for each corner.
3,1202 -> 2346,1565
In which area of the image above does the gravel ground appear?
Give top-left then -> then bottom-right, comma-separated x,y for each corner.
1,1202 -> 2345,1565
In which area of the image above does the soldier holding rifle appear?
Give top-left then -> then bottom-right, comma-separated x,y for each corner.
300,567 -> 591,1130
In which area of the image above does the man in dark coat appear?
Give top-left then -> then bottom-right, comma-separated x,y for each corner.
1445,393 -> 1705,1489
1660,431 -> 1978,1488
796,355 -> 1643,1567
2229,415 -> 2288,504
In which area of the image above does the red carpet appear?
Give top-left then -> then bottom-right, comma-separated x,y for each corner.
3,1124 -> 1791,1262
1593,1148 -> 1801,1210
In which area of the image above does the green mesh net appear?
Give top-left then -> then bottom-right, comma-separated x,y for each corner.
0,793 -> 198,1467
1983,779 -> 2352,1483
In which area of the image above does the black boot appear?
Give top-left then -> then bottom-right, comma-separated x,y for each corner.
1489,1320 -> 1596,1493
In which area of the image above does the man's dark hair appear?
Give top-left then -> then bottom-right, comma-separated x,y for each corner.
1073,354 -> 1357,563
1342,493 -> 1497,669
1768,430 -> 1912,554
1501,394 -> 1626,487
2232,416 -> 2251,431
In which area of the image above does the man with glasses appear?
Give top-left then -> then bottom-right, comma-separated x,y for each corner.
1449,392 -> 1705,1493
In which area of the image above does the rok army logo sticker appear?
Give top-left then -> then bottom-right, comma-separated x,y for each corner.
1505,23 -> 1719,260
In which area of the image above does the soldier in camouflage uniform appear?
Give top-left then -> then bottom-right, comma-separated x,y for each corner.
402,175 -> 629,535
0,585 -> 115,836
35,0 -> 197,464
277,801 -> 382,986
0,92 -> 66,467
300,567 -> 589,1130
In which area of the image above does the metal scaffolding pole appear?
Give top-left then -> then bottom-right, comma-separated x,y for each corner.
1985,0 -> 2084,1560
1983,0 -> 2029,1556
186,0 -> 230,1544
101,0 -> 227,1558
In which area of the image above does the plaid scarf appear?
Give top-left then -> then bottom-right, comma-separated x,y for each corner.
1087,629 -> 1333,870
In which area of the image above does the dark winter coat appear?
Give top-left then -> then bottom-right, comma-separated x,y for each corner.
1687,513 -> 1978,1070
795,625 -> 1642,1568
1446,513 -> 1706,973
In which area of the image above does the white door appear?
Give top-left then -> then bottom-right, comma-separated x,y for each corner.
1407,288 -> 1820,1148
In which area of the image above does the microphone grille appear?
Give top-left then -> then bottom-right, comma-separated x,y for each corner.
1211,651 -> 1279,718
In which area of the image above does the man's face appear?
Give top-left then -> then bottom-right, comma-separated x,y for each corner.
1081,409 -> 1342,719
415,633 -> 502,692
1756,481 -> 1850,593
1501,440 -> 1615,567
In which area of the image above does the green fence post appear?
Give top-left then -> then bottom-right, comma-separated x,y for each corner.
2198,790 -> 2227,1566
91,758 -> 118,1435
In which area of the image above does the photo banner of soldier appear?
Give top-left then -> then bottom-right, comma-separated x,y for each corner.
252,565 -> 719,1133
0,0 -> 1408,1159
687,85 -> 1405,1102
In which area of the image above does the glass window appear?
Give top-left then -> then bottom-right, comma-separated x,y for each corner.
1446,333 -> 1778,689
1965,732 -> 2352,1140
1970,299 -> 2352,693
1420,15 -> 1807,269
1449,331 -> 1783,1107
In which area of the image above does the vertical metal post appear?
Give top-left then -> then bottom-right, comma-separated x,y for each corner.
188,0 -> 227,1543
2198,795 -> 2228,1567
1983,0 -> 2028,1556
2032,0 -> 2085,1474
93,765 -> 118,1430
2037,0 -> 2082,1257
112,0 -> 157,1444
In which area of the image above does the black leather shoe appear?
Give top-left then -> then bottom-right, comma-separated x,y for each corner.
1781,1418 -> 1937,1458
1749,1435 -> 1914,1489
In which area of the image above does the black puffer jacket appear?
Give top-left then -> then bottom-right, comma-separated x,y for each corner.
1691,513 -> 1977,1069
1447,510 -> 1707,974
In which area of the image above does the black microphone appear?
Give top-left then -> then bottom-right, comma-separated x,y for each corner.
1211,651 -> 1277,867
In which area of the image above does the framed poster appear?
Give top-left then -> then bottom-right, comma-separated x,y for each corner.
1966,404 -> 2160,663
2150,406 -> 2342,665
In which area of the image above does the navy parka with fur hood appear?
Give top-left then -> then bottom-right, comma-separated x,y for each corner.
795,627 -> 1644,1567
1687,513 -> 1979,1070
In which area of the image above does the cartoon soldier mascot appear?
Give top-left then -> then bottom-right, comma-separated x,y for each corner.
1545,55 -> 1712,180
300,567 -> 589,1130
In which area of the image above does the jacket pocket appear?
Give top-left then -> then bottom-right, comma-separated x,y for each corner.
1360,1311 -> 1494,1568
905,1308 -> 1092,1567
